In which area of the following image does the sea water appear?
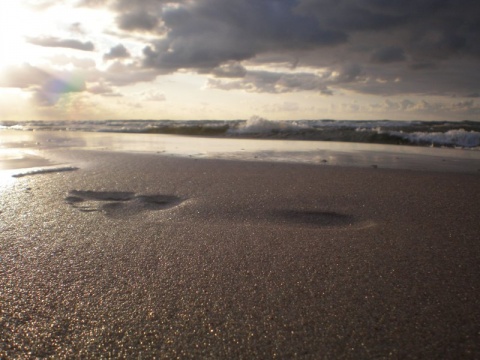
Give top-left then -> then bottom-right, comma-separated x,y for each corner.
1,122 -> 480,174
1,118 -> 480,149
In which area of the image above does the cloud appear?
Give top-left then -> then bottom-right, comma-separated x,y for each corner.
87,82 -> 122,97
370,47 -> 406,64
34,77 -> 86,106
109,0 -> 182,12
69,22 -> 86,35
327,64 -> 365,84
46,54 -> 97,70
104,44 -> 131,60
368,98 -> 480,115
296,0 -> 409,32
466,93 -> 480,98
208,62 -> 369,94
141,0 -> 346,71
0,60 -> 161,101
27,36 -> 95,51
409,62 -> 436,70
0,64 -> 51,89
102,61 -> 158,86
341,60 -> 480,97
208,70 -> 333,94
211,62 -> 247,78
76,0 -> 109,7
117,10 -> 159,31
297,0 -> 480,60
0,64 -> 86,106
73,0 -> 480,101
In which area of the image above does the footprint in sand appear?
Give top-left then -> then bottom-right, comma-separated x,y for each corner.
65,190 -> 182,218
272,209 -> 376,230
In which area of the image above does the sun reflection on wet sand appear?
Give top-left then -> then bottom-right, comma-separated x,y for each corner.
0,148 -> 53,171
0,170 -> 15,189
0,147 -> 56,189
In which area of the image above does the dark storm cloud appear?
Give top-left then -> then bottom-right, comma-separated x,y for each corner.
28,36 -> 95,51
409,62 -> 437,70
340,60 -> 480,97
296,0 -> 408,32
141,0 -> 346,71
98,0 -> 480,69
77,0 -> 480,98
297,0 -> 480,60
370,47 -> 406,64
329,64 -> 365,83
88,0 -> 480,67
104,44 -> 131,60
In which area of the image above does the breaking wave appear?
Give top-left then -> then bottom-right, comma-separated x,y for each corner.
1,117 -> 479,149
387,129 -> 480,148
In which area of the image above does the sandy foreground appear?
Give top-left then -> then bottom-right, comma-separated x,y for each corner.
1,135 -> 480,358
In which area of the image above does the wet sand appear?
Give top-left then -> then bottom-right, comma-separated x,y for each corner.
1,149 -> 480,358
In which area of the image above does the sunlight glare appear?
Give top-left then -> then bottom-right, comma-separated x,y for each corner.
0,170 -> 16,189
0,2 -> 34,68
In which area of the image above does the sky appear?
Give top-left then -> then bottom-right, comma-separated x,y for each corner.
0,0 -> 479,121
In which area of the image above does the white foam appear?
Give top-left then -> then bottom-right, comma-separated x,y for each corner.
389,129 -> 480,148
229,116 -> 308,134
228,116 -> 418,135
12,166 -> 79,178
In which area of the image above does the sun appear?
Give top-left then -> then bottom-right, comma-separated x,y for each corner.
0,2 -> 49,69
0,3 -> 31,68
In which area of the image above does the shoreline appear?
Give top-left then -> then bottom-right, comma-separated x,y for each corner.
1,130 -> 480,174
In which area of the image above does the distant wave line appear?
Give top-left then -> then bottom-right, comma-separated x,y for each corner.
1,118 -> 479,149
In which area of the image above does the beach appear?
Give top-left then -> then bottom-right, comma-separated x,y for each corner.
1,132 -> 480,358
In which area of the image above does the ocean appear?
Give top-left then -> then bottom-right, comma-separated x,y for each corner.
1,118 -> 480,174
1,117 -> 480,149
